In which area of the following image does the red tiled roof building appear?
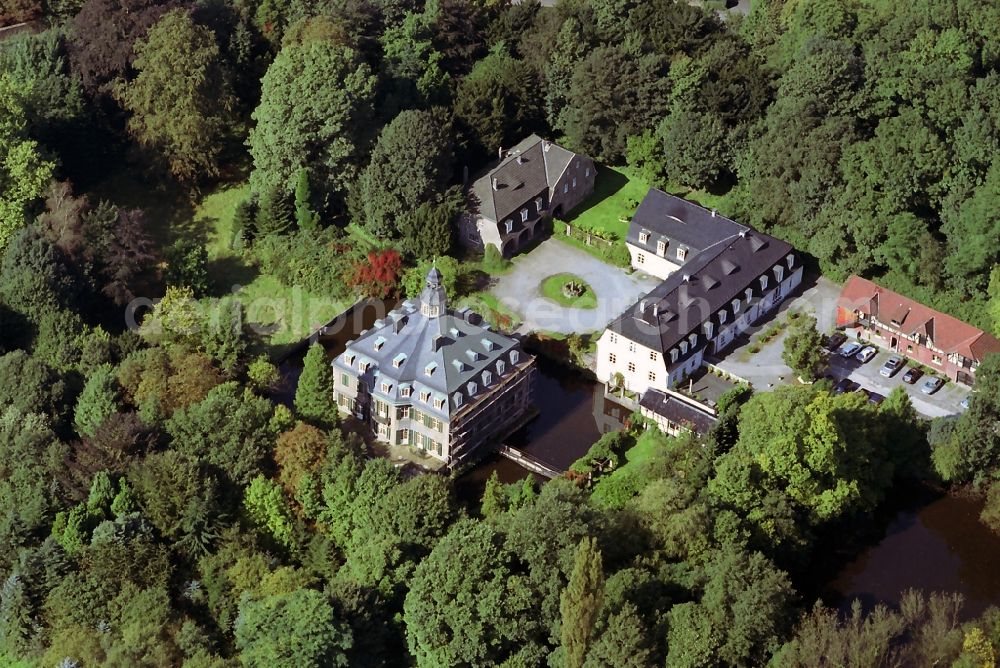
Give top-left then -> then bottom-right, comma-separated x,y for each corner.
836,275 -> 1000,385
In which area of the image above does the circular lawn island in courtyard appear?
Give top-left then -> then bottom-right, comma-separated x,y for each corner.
540,273 -> 597,309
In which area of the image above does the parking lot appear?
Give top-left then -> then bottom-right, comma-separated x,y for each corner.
826,344 -> 969,419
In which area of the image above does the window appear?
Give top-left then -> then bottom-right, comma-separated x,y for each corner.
718,310 -> 727,324
648,371 -> 656,382
374,336 -> 385,351
689,334 -> 698,347
759,275 -> 769,290
639,231 -> 649,244
932,355 -> 942,364
399,429 -> 409,444
732,299 -> 740,314
433,397 -> 445,410
628,342 -> 636,353
425,362 -> 437,376
609,353 -> 617,364
657,240 -> 666,256
680,341 -> 688,354
341,373 -> 349,386
628,362 -> 636,373
649,351 -> 658,361
400,386 -> 412,398
380,382 -> 392,394
520,208 -> 528,222
610,333 -> 618,344
585,167 -> 591,177
419,390 -> 431,403
467,382 -> 478,395
393,353 -> 406,368
676,247 -> 687,261
745,288 -> 753,302
397,406 -> 410,419
453,393 -> 463,408
670,349 -> 679,363
497,360 -> 506,375
637,253 -> 645,264
563,184 -> 569,193
483,371 -> 492,385
572,178 -> 577,188
535,196 -> 543,211
505,219 -> 513,234
511,350 -> 520,364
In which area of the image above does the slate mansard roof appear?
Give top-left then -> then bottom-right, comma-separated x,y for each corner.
333,270 -> 529,420
469,134 -> 583,224
608,227 -> 795,354
626,189 -> 746,258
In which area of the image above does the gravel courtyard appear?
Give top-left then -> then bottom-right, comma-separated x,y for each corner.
490,239 -> 660,335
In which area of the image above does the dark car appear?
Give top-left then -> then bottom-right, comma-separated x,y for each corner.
825,332 -> 848,352
833,378 -> 861,394
865,390 -> 886,405
902,367 -> 923,384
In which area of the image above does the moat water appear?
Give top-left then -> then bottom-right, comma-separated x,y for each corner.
286,298 -> 1000,619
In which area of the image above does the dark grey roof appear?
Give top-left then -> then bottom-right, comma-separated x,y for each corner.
608,229 -> 794,355
626,189 -> 745,257
639,389 -> 717,434
469,135 -> 584,224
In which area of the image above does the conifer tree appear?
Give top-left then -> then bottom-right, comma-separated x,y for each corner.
480,471 -> 507,518
294,167 -> 320,232
295,344 -> 337,429
560,536 -> 604,668
74,365 -> 121,438
255,186 -> 294,238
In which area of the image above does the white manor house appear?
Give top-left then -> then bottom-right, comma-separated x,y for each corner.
596,190 -> 803,396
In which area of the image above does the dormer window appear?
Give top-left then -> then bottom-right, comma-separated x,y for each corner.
466,349 -> 479,363
497,360 -> 506,375
400,385 -> 412,398
773,265 -> 784,282
373,336 -> 386,351
718,310 -> 727,324
393,353 -> 407,368
704,321 -> 714,338
535,196 -> 543,211
759,275 -> 769,290
676,248 -> 687,261
732,299 -> 741,314
670,348 -> 679,363
420,390 -> 431,403
639,230 -> 650,244
453,392 -> 463,408
433,397 -> 445,410
505,220 -> 513,234
520,208 -> 528,222
689,333 -> 698,347
346,353 -> 356,366
786,253 -> 795,269
510,350 -> 520,364
467,382 -> 477,395
483,371 -> 493,385
380,382 -> 392,394
680,341 -> 688,355
425,362 -> 438,376
482,338 -> 496,352
745,288 -> 753,302
657,240 -> 666,256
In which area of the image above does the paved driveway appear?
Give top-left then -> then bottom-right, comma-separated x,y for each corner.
490,239 -> 660,335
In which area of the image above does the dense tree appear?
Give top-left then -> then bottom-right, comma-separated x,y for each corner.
0,351 -> 70,425
294,168 -> 320,232
0,77 -> 56,256
357,109 -> 454,239
248,42 -> 377,214
120,9 -> 235,184
781,315 -> 825,381
561,537 -> 604,668
480,470 -> 506,518
931,354 -> 1000,486
165,382 -> 275,486
658,108 -> 730,190
165,237 -> 210,296
274,422 -> 330,495
68,0 -> 173,97
234,588 -> 353,668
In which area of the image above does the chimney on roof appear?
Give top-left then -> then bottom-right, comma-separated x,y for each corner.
543,140 -> 551,152
640,299 -> 647,312
711,209 -> 717,217
498,146 -> 504,161
517,154 -> 524,165
683,274 -> 690,283
432,335 -> 446,352
492,178 -> 499,191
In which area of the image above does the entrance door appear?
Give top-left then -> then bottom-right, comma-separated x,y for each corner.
890,336 -> 898,351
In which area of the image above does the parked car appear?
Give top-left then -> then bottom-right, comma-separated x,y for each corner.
921,377 -> 944,395
838,341 -> 863,358
879,355 -> 904,377
855,346 -> 878,363
833,378 -> 861,394
902,367 -> 923,384
825,332 -> 848,352
865,390 -> 886,405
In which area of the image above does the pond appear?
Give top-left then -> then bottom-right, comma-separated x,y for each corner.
827,490 -> 1000,619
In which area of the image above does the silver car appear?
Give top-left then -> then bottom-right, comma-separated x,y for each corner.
838,341 -> 862,358
855,346 -> 878,364
921,377 -> 944,394
879,355 -> 904,377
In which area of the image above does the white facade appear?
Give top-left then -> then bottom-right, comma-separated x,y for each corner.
596,264 -> 804,395
627,242 -> 683,280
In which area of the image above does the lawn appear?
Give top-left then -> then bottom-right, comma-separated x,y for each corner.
562,165 -> 651,240
540,273 -> 597,309
590,428 -> 674,508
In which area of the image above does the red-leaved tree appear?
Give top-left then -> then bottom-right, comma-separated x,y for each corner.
346,249 -> 402,299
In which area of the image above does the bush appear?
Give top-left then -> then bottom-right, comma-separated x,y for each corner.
253,228 -> 355,300
570,431 -> 630,474
481,244 -> 511,275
